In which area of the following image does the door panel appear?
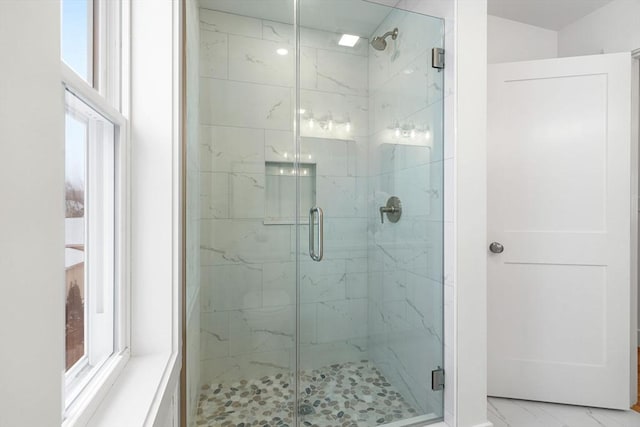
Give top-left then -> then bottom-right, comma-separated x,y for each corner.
495,74 -> 607,232
488,53 -> 633,409
297,1 -> 446,425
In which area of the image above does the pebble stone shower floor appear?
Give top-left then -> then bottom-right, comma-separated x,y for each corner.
196,361 -> 419,426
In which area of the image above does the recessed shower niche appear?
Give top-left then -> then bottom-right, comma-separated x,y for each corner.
186,0 -> 445,425
265,161 -> 316,224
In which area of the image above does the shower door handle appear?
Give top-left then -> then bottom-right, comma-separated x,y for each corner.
309,207 -> 324,262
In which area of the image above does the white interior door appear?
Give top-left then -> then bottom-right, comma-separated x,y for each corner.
487,53 -> 635,410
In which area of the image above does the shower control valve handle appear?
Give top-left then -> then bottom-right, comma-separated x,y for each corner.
379,196 -> 402,224
379,206 -> 396,223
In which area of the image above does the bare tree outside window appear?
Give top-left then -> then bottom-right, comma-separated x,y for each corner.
65,114 -> 86,370
65,182 -> 84,218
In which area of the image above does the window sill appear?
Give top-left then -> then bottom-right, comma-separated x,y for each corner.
73,352 -> 180,427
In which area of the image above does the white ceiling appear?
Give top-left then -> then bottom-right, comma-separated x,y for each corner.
198,0 -> 395,37
199,0 -> 613,36
488,0 -> 615,31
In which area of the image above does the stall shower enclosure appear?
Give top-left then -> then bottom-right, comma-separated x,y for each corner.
184,1 -> 446,425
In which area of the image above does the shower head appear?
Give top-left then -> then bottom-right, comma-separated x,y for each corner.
371,27 -> 398,51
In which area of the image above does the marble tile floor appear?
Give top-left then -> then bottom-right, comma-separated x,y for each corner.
196,361 -> 419,426
488,397 -> 640,427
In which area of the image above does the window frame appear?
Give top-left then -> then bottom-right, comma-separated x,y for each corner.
61,0 -> 130,424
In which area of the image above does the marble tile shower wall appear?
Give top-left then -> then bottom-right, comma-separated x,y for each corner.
366,9 -> 445,416
198,9 -> 370,384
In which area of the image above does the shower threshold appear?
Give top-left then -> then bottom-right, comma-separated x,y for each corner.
379,413 -> 441,427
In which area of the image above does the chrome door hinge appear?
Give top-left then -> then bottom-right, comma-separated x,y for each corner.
432,367 -> 445,391
432,47 -> 445,70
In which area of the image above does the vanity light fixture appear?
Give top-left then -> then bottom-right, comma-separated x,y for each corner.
338,34 -> 360,47
302,110 -> 351,134
390,122 -> 432,142
276,48 -> 289,55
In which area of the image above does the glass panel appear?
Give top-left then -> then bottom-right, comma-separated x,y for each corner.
61,0 -> 92,82
65,112 -> 87,371
187,1 -> 297,426
298,1 -> 445,425
64,91 -> 116,407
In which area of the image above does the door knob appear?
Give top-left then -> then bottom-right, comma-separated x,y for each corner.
489,242 -> 504,253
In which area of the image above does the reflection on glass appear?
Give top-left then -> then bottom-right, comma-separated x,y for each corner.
65,114 -> 87,370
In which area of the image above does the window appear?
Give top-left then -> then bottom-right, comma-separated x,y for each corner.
61,0 -> 92,83
61,0 -> 128,421
64,91 -> 117,404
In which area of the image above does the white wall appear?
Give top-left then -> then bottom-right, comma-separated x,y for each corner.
488,15 -> 557,64
558,0 -> 640,57
455,1 -> 490,426
0,1 -> 64,426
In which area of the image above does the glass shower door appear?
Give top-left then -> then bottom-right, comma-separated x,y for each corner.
186,0 -> 445,425
189,1 -> 300,426
297,1 -> 445,425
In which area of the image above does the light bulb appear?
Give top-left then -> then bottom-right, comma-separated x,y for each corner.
346,122 -> 351,132
410,129 -> 416,139
425,128 -> 431,140
328,119 -> 334,131
279,169 -> 284,174
395,127 -> 401,138
338,34 -> 360,47
309,118 -> 314,129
